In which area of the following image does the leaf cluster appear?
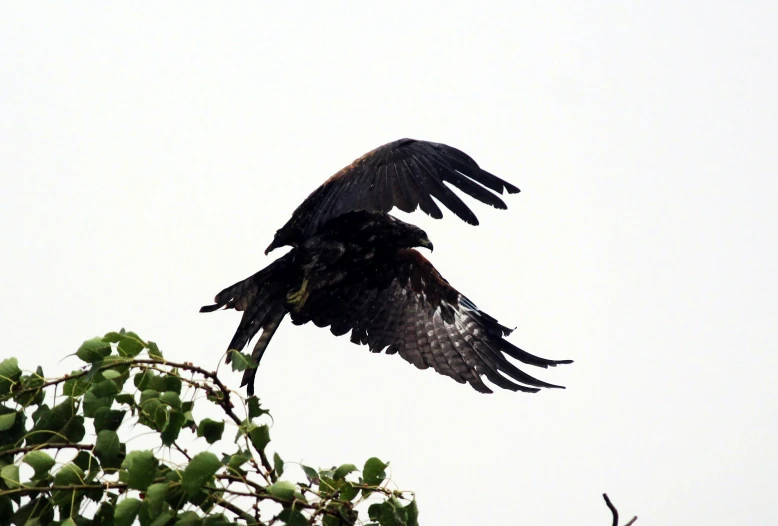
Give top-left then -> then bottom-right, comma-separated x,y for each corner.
0,330 -> 417,526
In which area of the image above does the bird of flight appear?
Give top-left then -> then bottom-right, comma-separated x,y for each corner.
201,138 -> 572,395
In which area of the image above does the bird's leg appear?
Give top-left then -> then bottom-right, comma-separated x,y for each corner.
286,278 -> 311,310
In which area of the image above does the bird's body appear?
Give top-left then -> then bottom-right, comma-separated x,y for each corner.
202,138 -> 572,395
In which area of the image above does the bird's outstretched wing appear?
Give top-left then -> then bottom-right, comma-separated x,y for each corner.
290,249 -> 571,393
267,138 -> 520,253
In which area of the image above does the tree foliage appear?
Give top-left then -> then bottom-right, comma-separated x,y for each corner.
0,330 -> 417,526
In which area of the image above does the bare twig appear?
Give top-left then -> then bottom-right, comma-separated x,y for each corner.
603,493 -> 618,526
603,493 -> 637,526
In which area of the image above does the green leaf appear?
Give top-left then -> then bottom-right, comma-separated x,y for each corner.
1,464 -> 20,488
138,397 -> 167,432
226,450 -> 252,472
164,374 -> 182,395
0,357 -> 22,394
13,369 -> 46,406
76,338 -> 112,363
140,389 -> 160,403
266,480 -> 297,501
150,509 -> 176,526
114,497 -> 142,526
302,465 -> 319,484
8,495 -> 54,526
160,410 -> 186,446
333,463 -> 357,481
83,359 -> 106,384
368,501 -> 408,526
0,412 -> 16,431
323,505 -> 357,526
339,481 -> 359,502
134,370 -> 154,391
249,424 -> 271,453
160,391 -> 182,410
91,378 -> 121,397
148,341 -> 163,359
0,407 -> 26,449
181,452 -> 221,496
95,429 -> 125,471
63,372 -> 90,397
175,510 -> 203,526
277,508 -> 308,526
28,398 -> 85,445
247,396 -> 269,419
203,514 -> 231,526
61,518 -> 78,526
145,482 -> 170,518
227,350 -> 253,372
93,501 -> 115,526
405,498 -> 419,526
197,419 -> 225,444
23,451 -> 56,478
104,330 -> 146,357
273,452 -> 284,477
83,390 -> 114,418
52,463 -> 87,511
102,369 -> 122,380
363,457 -> 388,486
73,450 -> 99,475
94,408 -> 127,432
54,463 -> 85,486
121,450 -> 158,490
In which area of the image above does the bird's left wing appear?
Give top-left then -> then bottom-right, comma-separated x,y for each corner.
290,249 -> 572,393
267,138 -> 520,252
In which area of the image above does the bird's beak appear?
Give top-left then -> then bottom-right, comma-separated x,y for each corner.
265,238 -> 280,255
420,238 -> 434,251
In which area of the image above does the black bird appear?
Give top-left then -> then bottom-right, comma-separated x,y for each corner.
202,139 -> 571,394
201,211 -> 572,395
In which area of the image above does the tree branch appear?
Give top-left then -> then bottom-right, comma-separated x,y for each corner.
1,482 -> 128,497
0,443 -> 94,459
603,493 -> 637,526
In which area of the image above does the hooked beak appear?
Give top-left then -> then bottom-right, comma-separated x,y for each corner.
420,238 -> 434,251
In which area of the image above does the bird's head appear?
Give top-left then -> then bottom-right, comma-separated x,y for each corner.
383,215 -> 434,251
265,227 -> 296,255
265,231 -> 283,255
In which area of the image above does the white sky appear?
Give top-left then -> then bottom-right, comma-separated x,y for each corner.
2,2 -> 777,524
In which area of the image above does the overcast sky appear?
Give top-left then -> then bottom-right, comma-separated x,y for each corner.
2,2 -> 776,524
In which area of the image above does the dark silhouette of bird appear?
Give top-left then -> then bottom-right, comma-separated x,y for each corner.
202,139 -> 571,395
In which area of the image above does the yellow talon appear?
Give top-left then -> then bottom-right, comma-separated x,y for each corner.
287,279 -> 310,309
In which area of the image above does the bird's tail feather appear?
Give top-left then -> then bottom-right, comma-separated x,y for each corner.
241,307 -> 286,396
201,257 -> 295,393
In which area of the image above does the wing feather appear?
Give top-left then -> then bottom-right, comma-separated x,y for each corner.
298,249 -> 571,393
267,138 -> 520,251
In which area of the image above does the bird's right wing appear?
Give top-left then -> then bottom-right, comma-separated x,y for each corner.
291,249 -> 572,393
